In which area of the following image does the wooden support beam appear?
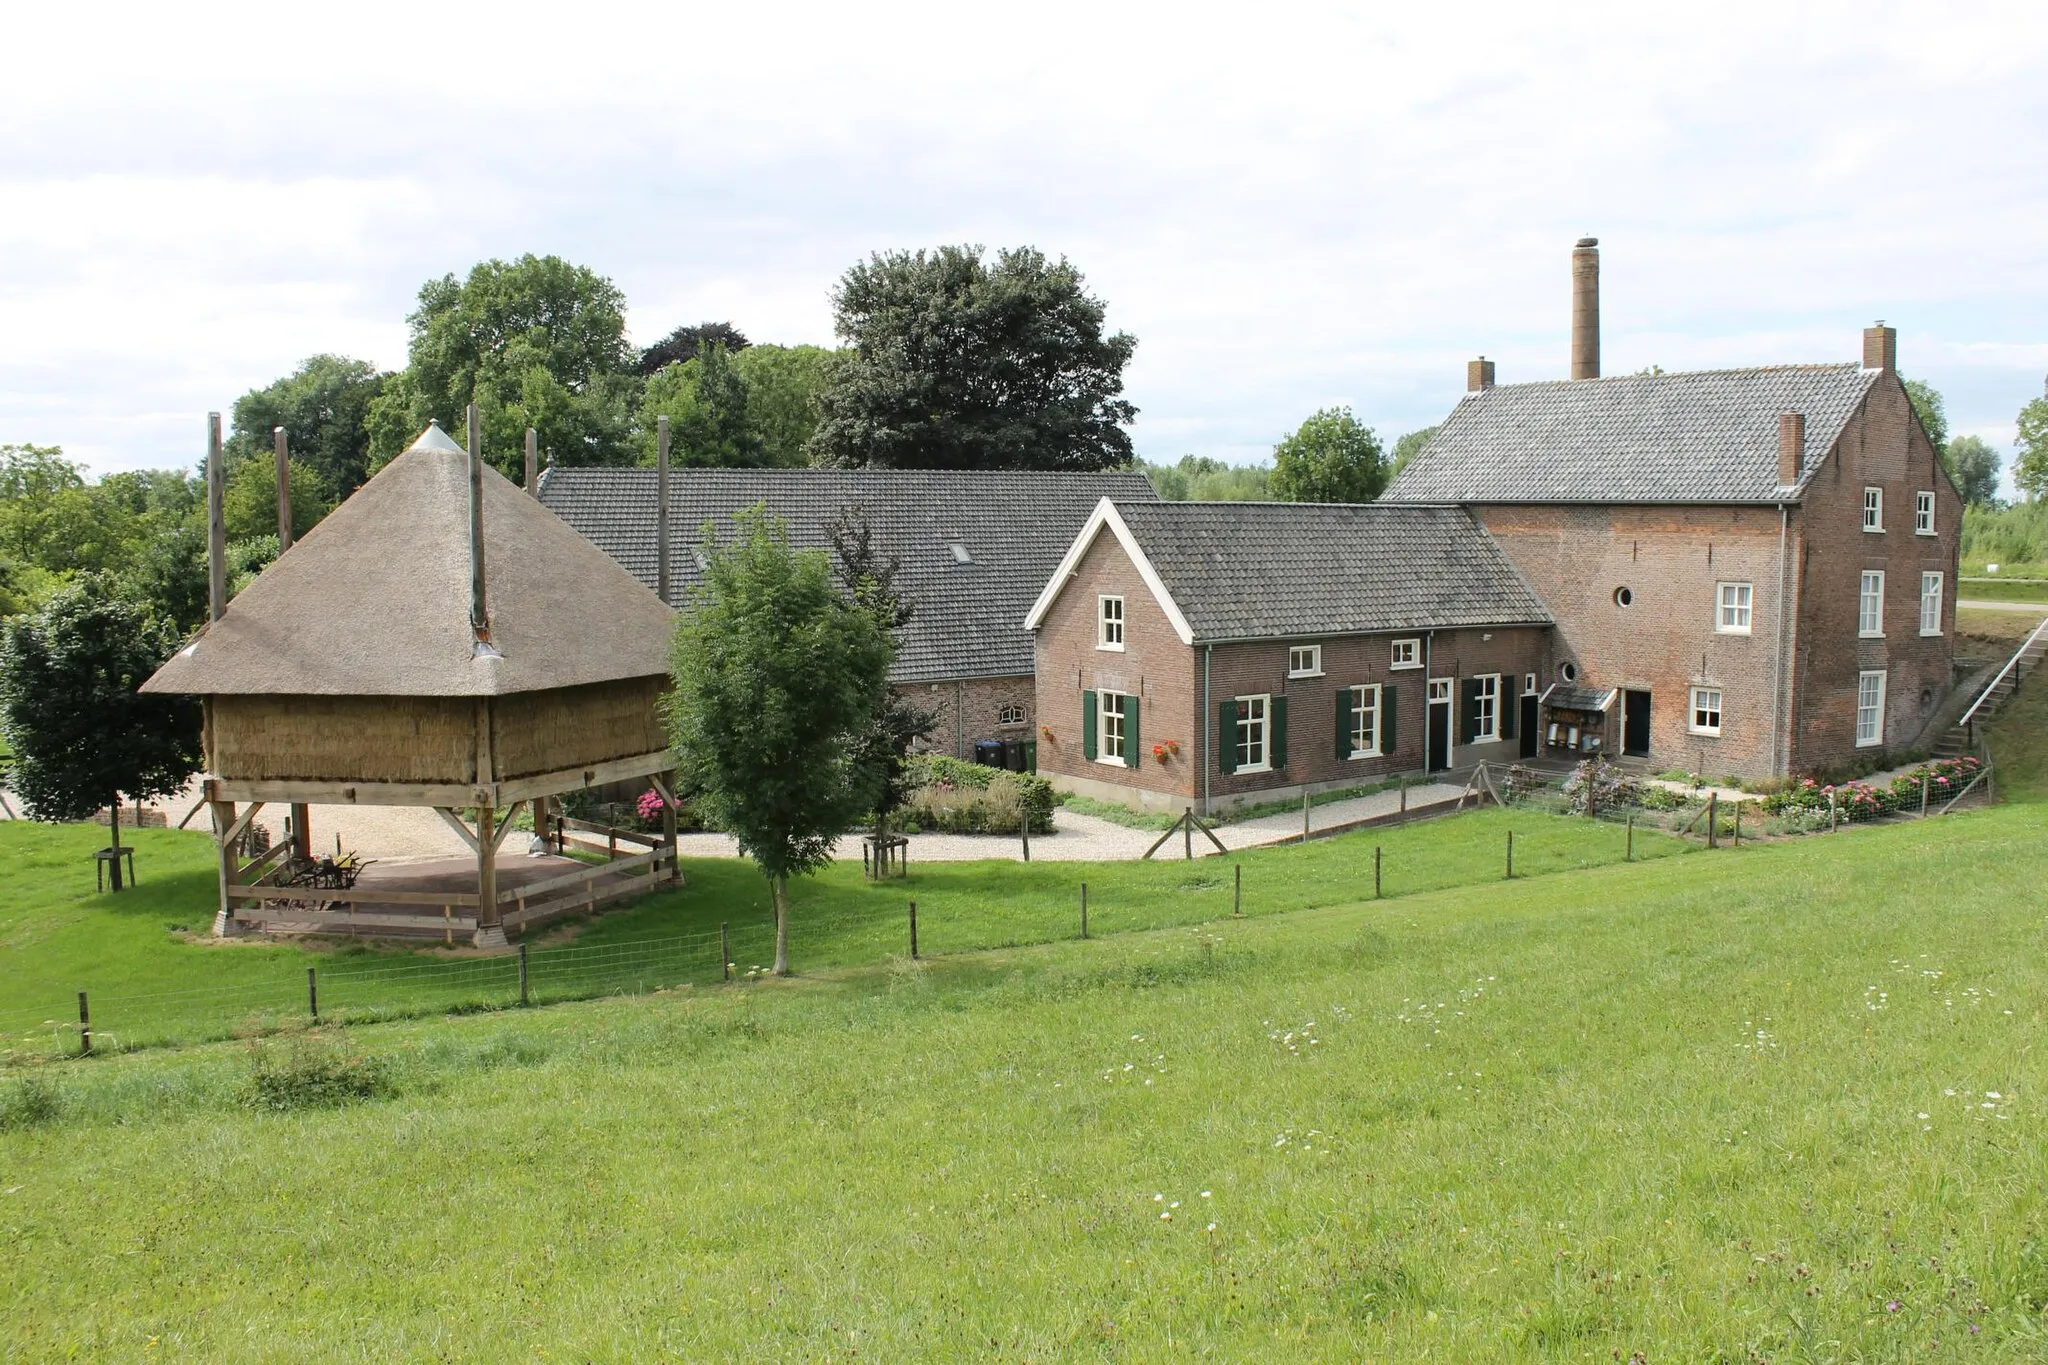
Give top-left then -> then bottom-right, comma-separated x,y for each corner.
475,803 -> 502,944
273,426 -> 293,551
205,750 -> 674,810
433,807 -> 481,852
206,414 -> 226,623
495,751 -> 675,804
489,800 -> 526,855
209,800 -> 237,935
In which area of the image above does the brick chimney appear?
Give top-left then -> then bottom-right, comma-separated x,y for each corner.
1467,356 -> 1496,392
1862,321 -> 1896,372
1778,411 -> 1805,486
1571,237 -> 1600,380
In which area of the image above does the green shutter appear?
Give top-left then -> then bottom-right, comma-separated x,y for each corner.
1125,695 -> 1141,769
1461,678 -> 1481,744
1335,687 -> 1355,760
1217,700 -> 1238,774
1081,690 -> 1097,761
1500,678 -> 1517,740
1382,684 -> 1398,753
1272,696 -> 1289,769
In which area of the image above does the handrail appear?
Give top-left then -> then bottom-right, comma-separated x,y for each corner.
1958,613 -> 2048,732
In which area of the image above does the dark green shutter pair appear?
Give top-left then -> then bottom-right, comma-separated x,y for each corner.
1082,689 -> 1097,760
1383,685 -> 1399,752
1500,682 -> 1517,740
1271,697 -> 1288,768
1079,688 -> 1138,768
1337,686 -> 1403,758
1333,688 -> 1355,760
1215,697 -> 1285,772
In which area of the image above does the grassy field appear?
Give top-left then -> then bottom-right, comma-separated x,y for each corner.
0,807 -> 1684,1052
2,800 -> 2045,1359
1957,577 -> 2048,605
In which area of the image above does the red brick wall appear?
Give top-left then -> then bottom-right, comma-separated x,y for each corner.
905,677 -> 1037,760
1787,375 -> 1961,773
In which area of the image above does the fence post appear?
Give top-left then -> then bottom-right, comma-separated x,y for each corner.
1233,864 -> 1242,916
1733,800 -> 1741,846
909,900 -> 919,960
1374,845 -> 1382,899
77,991 -> 91,1058
1626,815 -> 1634,862
1184,808 -> 1193,861
1920,774 -> 1930,817
1021,812 -> 1031,863
1505,830 -> 1514,880
518,942 -> 530,1007
1080,882 -> 1089,939
1399,775 -> 1407,814
721,922 -> 732,981
1706,793 -> 1719,849
1302,790 -> 1311,842
1829,789 -> 1838,832
307,966 -> 319,1023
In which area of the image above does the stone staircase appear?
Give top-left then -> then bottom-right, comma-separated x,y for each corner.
1935,616 -> 2048,758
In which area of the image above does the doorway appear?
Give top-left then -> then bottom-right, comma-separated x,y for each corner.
1427,677 -> 1453,772
1622,689 -> 1652,757
1519,694 -> 1540,759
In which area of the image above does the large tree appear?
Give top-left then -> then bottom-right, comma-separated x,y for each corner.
1390,425 -> 1438,479
667,510 -> 892,974
366,255 -> 641,476
223,454 -> 334,542
638,321 -> 750,376
2016,378 -> 2048,503
1944,434 -> 2003,508
0,580 -> 203,889
227,355 -> 387,497
810,245 -> 1137,471
1902,377 -> 1950,456
637,342 -> 763,467
1270,407 -> 1389,504
732,344 -> 833,467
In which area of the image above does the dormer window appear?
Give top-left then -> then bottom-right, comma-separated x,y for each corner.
1097,595 -> 1125,650
946,539 -> 972,564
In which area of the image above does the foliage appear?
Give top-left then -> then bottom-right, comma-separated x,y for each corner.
900,754 -> 1054,835
1761,756 -> 1982,819
2015,377 -> 2048,502
0,579 -> 202,829
1141,454 -> 1272,502
638,321 -> 750,376
0,1075 -> 63,1130
226,355 -> 388,497
1270,406 -> 1388,504
366,255 -> 641,476
667,509 -> 893,972
730,344 -> 833,467
638,342 -> 763,467
1389,425 -> 1437,478
1557,758 -> 1640,815
239,1033 -> 393,1111
1944,434 -> 2002,507
1961,499 -> 2048,571
811,245 -> 1137,472
0,445 -> 136,580
826,503 -> 938,838
1901,375 -> 1949,455
222,453 -> 334,542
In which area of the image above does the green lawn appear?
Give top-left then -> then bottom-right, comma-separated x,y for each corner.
2,802 -> 2044,1359
1958,576 -> 2048,605
0,807 -> 1683,1051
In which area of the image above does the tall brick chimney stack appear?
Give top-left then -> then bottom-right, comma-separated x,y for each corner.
1571,237 -> 1600,380
1778,411 -> 1805,486
1862,321 -> 1897,373
1467,357 -> 1496,392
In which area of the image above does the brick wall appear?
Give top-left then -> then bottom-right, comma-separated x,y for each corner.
905,676 -> 1037,760
1787,375 -> 1961,773
1476,503 -> 1790,778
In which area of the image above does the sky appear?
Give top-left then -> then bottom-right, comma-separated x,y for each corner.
3,0 -> 2043,488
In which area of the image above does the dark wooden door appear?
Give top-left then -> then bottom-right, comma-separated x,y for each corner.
1623,690 -> 1652,757
1519,696 -> 1539,758
1427,679 -> 1452,772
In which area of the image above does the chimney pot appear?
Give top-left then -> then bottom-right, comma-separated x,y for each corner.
1862,322 -> 1897,373
1778,411 -> 1805,486
1467,356 -> 1496,392
1571,238 -> 1601,380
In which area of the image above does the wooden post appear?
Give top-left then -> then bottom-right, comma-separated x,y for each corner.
1302,790 -> 1311,842
206,413 -> 226,623
210,798 -> 238,936
908,900 -> 919,960
1505,830 -> 1514,880
475,803 -> 504,947
105,788 -> 125,892
1233,863 -> 1242,916
660,774 -> 680,886
1374,845 -> 1382,898
1080,882 -> 1089,939
1184,807 -> 1193,860
1733,800 -> 1741,845
1020,811 -> 1031,863
1828,788 -> 1838,831
656,414 -> 672,606
307,966 -> 319,1022
466,404 -> 489,642
1707,792 -> 1719,848
524,427 -> 539,496
77,991 -> 91,1057
1626,815 -> 1634,862
1920,774 -> 1931,817
518,942 -> 530,1006
1399,775 -> 1408,814
721,922 -> 731,980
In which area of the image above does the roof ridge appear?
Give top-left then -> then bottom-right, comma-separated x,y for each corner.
1472,361 -> 1864,393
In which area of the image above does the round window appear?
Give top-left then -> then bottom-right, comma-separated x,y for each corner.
1559,661 -> 1579,684
1613,586 -> 1634,607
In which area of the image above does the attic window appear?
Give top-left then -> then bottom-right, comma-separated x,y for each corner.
691,549 -> 709,571
945,539 -> 972,564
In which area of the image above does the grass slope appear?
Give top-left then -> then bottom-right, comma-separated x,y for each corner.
3,803 -> 2045,1360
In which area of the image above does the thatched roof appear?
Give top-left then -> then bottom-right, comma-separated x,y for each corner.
144,425 -> 674,697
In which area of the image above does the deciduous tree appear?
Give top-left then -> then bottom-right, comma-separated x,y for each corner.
1943,434 -> 2002,508
227,356 -> 387,497
638,321 -> 750,376
1902,377 -> 1950,456
1271,407 -> 1388,504
2015,380 -> 2048,503
637,342 -> 763,467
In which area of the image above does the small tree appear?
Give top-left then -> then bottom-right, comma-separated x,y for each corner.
668,510 -> 891,973
0,580 -> 203,888
1944,434 -> 2003,508
1271,407 -> 1388,504
2015,378 -> 2048,503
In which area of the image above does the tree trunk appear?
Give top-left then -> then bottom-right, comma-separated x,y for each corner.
873,815 -> 888,878
107,791 -> 124,891
771,874 -> 790,976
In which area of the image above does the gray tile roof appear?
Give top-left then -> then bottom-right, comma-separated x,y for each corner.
540,467 -> 1158,684
1382,364 -> 1881,505
1109,501 -> 1552,642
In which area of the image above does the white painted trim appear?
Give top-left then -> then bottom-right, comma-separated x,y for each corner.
1023,498 -> 1198,645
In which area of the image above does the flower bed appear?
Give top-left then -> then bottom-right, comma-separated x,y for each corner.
1761,756 -> 1984,820
899,755 -> 1056,835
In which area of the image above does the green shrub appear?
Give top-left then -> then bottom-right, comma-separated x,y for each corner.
900,756 -> 1054,834
240,1034 -> 394,1112
0,1075 -> 64,1131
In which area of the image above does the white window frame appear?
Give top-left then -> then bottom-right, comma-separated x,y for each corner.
1096,690 -> 1130,766
1348,684 -> 1381,759
998,704 -> 1026,726
1920,571 -> 1944,636
1472,673 -> 1501,743
1914,490 -> 1935,536
1862,487 -> 1884,532
1288,644 -> 1323,678
1716,581 -> 1753,635
1097,595 -> 1124,651
1688,686 -> 1723,737
1523,673 -> 1538,696
1235,694 -> 1271,773
1859,571 -> 1885,638
1390,638 -> 1421,670
1856,670 -> 1887,748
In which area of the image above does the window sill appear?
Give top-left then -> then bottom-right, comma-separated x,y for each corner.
1859,631 -> 1885,640
1862,527 -> 1885,534
1388,662 -> 1422,671
1469,735 -> 1502,746
1687,727 -> 1723,739
1235,762 -> 1272,775
1714,626 -> 1753,636
1094,755 -> 1132,769
1920,629 -> 1944,638
1915,529 -> 1937,538
1287,671 -> 1324,680
1347,749 -> 1382,761
1855,738 -> 1883,749
1095,643 -> 1125,653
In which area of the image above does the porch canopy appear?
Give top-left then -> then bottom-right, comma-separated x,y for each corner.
143,423 -> 678,945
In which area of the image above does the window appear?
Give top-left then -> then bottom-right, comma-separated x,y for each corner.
1915,491 -> 1935,536
1235,695 -> 1271,772
1859,571 -> 1885,637
1288,644 -> 1322,678
1348,684 -> 1381,758
1856,670 -> 1887,747
1524,673 -> 1537,696
1390,638 -> 1421,670
1689,687 -> 1723,736
1920,572 -> 1944,636
1862,487 -> 1884,532
1716,582 -> 1753,634
998,704 -> 1025,726
1558,660 -> 1578,684
1097,595 -> 1124,650
1612,586 -> 1634,607
946,539 -> 972,564
1472,673 -> 1501,742
1097,691 -> 1130,765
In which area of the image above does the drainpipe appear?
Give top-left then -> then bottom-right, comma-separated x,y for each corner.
1773,503 -> 1793,776
1422,631 -> 1435,775
956,680 -> 965,759
1202,644 -> 1213,818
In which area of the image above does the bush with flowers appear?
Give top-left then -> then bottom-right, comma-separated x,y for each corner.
1761,755 -> 1982,819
